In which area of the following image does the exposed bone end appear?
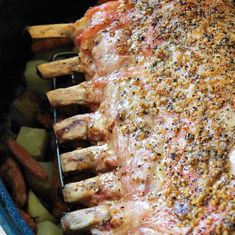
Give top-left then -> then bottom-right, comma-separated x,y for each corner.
27,23 -> 73,39
54,112 -> 107,143
47,80 -> 106,107
61,144 -> 117,173
54,114 -> 89,143
37,56 -> 80,79
63,178 -> 98,203
63,172 -> 122,203
61,205 -> 111,231
47,84 -> 87,107
61,148 -> 94,173
73,17 -> 89,35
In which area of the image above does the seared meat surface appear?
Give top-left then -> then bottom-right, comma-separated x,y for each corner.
48,0 -> 235,234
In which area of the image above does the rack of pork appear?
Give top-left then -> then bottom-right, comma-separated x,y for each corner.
27,0 -> 235,234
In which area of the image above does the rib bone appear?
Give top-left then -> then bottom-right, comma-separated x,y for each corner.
47,80 -> 105,107
27,24 -> 73,39
48,83 -> 87,107
61,144 -> 118,173
37,57 -> 80,79
54,114 -> 89,143
61,205 -> 110,231
63,172 -> 122,203
54,112 -> 106,143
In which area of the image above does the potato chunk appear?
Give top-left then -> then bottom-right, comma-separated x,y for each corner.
11,91 -> 41,125
27,191 -> 56,223
24,60 -> 51,94
37,221 -> 63,235
25,161 -> 53,194
16,127 -> 48,161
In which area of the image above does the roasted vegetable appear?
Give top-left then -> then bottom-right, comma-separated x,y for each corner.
25,161 -> 53,194
36,221 -> 63,235
27,191 -> 56,223
35,113 -> 53,130
24,60 -> 51,94
16,126 -> 49,161
11,91 -> 41,126
0,157 -> 26,208
31,38 -> 71,54
50,159 -> 68,217
19,209 -> 37,232
8,139 -> 48,180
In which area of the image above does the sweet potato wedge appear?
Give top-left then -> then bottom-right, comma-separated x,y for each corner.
7,139 -> 48,180
0,157 -> 26,208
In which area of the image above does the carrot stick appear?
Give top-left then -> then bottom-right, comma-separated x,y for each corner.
0,157 -> 26,208
51,158 -> 62,197
52,200 -> 68,217
35,112 -> 53,129
7,139 -> 48,180
50,159 -> 68,216
31,38 -> 72,54
19,209 -> 37,232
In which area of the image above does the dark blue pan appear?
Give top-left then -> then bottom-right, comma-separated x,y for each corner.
0,179 -> 34,235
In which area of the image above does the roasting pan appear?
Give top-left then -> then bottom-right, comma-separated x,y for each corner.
0,0 -> 233,235
0,1 -> 96,234
0,52 -> 80,235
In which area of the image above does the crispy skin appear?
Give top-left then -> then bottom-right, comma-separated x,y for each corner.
54,0 -> 235,234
